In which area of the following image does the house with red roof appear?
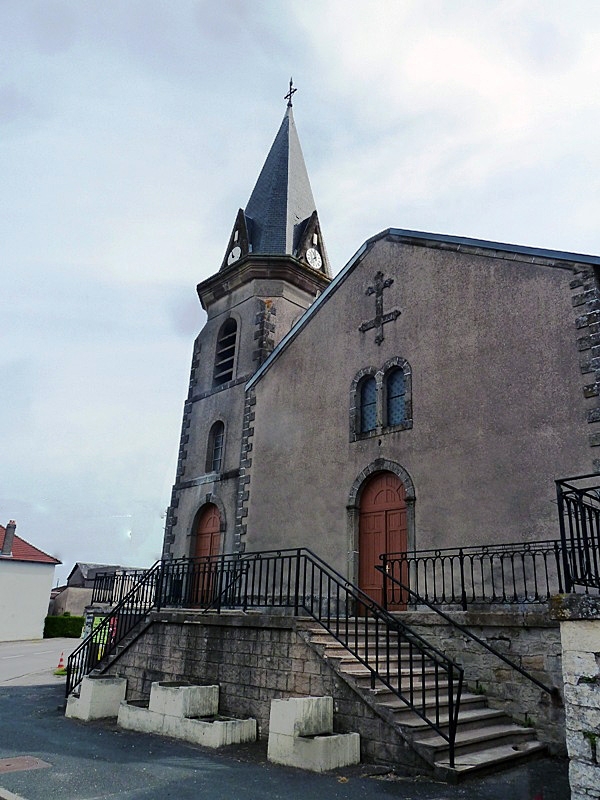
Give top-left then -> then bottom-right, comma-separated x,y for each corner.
0,520 -> 61,642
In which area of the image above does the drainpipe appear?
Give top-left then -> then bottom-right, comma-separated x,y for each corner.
1,520 -> 16,556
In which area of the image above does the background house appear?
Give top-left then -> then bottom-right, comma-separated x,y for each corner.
0,520 -> 60,642
50,563 -> 146,617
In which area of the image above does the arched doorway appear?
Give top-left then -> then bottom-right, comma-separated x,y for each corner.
193,503 -> 221,560
359,471 -> 407,609
191,503 -> 222,606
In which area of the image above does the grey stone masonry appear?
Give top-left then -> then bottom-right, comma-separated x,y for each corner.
571,267 -> 600,461
253,299 -> 276,365
550,595 -> 600,800
234,390 -> 257,552
400,608 -> 565,751
104,611 -> 431,775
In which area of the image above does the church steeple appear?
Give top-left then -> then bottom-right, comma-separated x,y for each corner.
220,97 -> 331,277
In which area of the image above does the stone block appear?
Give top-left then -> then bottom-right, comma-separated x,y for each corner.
562,651 -> 600,684
561,621 -> 600,653
66,677 -> 127,721
565,684 -> 600,710
148,682 -> 219,718
570,759 -> 600,793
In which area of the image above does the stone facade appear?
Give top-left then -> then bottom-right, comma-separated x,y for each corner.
104,611 -> 431,774
242,236 -> 594,577
551,595 -> 600,800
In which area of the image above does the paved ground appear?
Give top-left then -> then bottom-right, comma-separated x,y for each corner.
0,639 -> 79,687
0,639 -> 571,800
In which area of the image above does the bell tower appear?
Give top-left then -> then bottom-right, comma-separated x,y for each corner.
163,91 -> 331,559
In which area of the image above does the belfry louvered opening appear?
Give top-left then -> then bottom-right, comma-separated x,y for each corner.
213,318 -> 237,386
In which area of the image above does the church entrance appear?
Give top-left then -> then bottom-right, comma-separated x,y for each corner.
358,472 -> 407,610
193,503 -> 221,560
191,503 -> 221,606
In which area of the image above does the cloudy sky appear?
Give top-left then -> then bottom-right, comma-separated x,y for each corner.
3,0 -> 600,584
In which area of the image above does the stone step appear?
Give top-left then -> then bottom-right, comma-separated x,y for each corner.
333,658 -> 437,676
394,705 -> 508,734
302,617 -> 546,781
437,739 -> 547,777
351,672 -> 456,694
374,689 -> 485,715
319,644 -> 418,661
413,722 -> 537,761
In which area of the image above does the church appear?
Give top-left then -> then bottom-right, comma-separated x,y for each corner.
70,94 -> 600,781
161,96 -> 598,596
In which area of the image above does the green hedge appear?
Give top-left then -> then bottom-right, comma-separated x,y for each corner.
44,614 -> 84,638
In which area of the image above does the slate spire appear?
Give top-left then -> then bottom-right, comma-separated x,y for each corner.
220,103 -> 331,277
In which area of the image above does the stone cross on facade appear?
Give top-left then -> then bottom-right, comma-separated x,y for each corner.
358,271 -> 401,345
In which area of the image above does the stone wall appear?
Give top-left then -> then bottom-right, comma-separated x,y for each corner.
551,595 -> 600,800
105,610 -> 430,774
400,608 -> 565,751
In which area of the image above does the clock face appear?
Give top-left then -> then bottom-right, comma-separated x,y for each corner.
227,245 -> 242,266
306,247 -> 322,270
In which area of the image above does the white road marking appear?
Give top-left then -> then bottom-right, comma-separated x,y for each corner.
0,788 -> 29,800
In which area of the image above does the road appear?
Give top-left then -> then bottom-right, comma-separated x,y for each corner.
0,638 -> 79,686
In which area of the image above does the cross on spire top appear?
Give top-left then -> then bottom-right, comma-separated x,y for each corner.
284,77 -> 297,107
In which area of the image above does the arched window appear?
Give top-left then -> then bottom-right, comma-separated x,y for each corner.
206,421 -> 225,473
386,368 -> 406,426
213,318 -> 237,386
360,377 -> 377,433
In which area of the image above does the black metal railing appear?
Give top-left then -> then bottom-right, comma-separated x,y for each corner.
66,561 -> 161,697
374,565 -> 556,699
557,474 -> 600,591
91,569 -> 150,605
156,548 -> 463,766
381,539 -> 566,610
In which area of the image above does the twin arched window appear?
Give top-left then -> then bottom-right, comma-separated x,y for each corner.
213,318 -> 237,386
352,360 -> 412,439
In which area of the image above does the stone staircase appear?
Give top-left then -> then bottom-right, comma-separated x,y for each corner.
301,620 -> 546,779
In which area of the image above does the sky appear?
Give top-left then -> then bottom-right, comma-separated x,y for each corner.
3,0 -> 600,585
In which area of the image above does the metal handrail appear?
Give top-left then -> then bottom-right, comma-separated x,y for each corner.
157,548 -> 464,767
375,564 -> 556,698
66,561 -> 162,697
556,474 -> 600,591
381,539 -> 566,610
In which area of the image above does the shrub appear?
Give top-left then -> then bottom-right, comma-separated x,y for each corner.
43,614 -> 84,638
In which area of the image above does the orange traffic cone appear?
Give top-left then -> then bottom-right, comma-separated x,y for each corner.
56,652 -> 65,670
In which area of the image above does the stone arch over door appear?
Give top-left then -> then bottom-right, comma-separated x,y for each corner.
347,460 -> 415,608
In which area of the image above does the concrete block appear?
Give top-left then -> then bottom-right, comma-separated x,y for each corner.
164,715 -> 257,747
149,682 -> 219,718
268,696 -> 333,737
267,696 -> 360,772
66,677 -> 127,721
267,731 -> 360,772
118,702 -> 165,734
118,683 -> 257,748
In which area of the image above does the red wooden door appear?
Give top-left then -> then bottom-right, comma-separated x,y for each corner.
193,504 -> 221,560
192,504 -> 221,605
359,472 -> 407,609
